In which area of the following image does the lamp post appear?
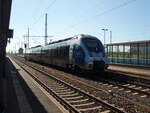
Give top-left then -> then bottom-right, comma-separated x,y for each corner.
101,28 -> 108,45
110,30 -> 112,44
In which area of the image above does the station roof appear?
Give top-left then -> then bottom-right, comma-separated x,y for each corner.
107,40 -> 150,46
0,0 -> 12,38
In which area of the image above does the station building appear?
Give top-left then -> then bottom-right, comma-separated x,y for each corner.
106,40 -> 150,66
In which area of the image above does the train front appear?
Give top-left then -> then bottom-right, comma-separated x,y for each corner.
81,36 -> 109,71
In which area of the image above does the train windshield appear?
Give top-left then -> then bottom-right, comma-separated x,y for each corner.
82,37 -> 104,52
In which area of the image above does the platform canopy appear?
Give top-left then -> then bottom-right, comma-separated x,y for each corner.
0,0 -> 13,40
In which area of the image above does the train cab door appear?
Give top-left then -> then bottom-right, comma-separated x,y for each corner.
72,44 -> 85,65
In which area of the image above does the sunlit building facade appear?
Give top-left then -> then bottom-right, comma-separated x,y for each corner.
106,40 -> 150,66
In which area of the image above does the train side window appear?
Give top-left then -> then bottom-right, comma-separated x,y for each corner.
53,49 -> 55,56
64,46 -> 69,57
55,48 -> 57,57
59,47 -> 61,57
62,46 -> 65,57
51,49 -> 54,56
57,47 -> 59,57
49,49 -> 51,56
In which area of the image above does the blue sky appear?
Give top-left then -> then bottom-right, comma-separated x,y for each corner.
7,0 -> 150,52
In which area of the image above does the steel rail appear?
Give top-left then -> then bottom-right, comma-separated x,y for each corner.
13,57 -> 126,113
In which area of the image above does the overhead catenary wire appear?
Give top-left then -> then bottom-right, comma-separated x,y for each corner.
66,0 -> 106,23
68,0 -> 137,28
27,0 -> 137,41
24,0 -> 56,47
29,0 -> 57,29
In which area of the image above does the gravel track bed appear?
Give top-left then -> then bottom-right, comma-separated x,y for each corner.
86,81 -> 150,106
14,57 -> 150,113
19,63 -> 116,113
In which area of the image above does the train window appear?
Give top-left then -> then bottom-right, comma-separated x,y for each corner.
53,49 -> 56,56
64,46 -> 69,58
60,47 -> 62,56
54,48 -> 56,57
60,47 -> 64,57
55,48 -> 58,57
82,38 -> 103,52
57,48 -> 59,56
57,48 -> 59,57
62,46 -> 66,57
59,47 -> 61,57
51,49 -> 54,56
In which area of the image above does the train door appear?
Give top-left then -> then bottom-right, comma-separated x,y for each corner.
72,44 -> 85,66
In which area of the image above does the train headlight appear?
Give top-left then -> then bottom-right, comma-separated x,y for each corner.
88,56 -> 92,59
87,62 -> 93,68
89,64 -> 93,68
88,56 -> 93,61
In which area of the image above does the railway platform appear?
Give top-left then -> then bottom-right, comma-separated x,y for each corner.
3,57 -> 68,113
108,64 -> 150,80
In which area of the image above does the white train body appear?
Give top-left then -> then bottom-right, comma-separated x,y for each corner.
26,34 -> 109,71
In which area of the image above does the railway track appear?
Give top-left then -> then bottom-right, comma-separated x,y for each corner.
92,77 -> 150,98
12,56 -> 150,113
12,57 -> 125,113
116,83 -> 150,98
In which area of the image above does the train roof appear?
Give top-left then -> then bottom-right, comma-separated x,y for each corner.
47,34 -> 94,45
29,45 -> 42,49
46,34 -> 98,45
27,34 -> 100,50
47,37 -> 73,45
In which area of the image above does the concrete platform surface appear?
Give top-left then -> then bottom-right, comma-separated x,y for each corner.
108,64 -> 150,79
4,57 -> 69,113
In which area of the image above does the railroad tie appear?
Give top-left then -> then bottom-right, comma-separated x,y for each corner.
78,105 -> 102,112
69,98 -> 89,103
60,93 -> 79,97
99,110 -> 111,113
73,102 -> 95,107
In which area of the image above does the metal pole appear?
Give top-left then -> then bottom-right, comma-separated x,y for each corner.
123,44 -> 125,63
15,44 -> 16,54
101,29 -> 108,46
23,36 -> 25,56
146,42 -> 148,65
28,28 -> 29,48
104,30 -> 105,45
45,13 -> 48,46
110,30 -> 112,44
137,44 -> 139,64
